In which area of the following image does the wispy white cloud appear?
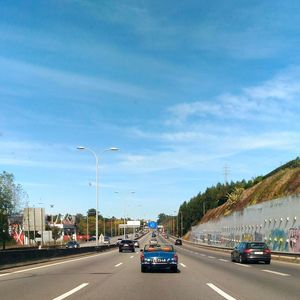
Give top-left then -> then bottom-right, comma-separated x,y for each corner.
168,67 -> 300,123
0,56 -> 148,100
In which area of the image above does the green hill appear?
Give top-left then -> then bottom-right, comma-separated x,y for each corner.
200,158 -> 300,224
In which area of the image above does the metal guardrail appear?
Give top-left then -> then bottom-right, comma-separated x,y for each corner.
0,244 -> 117,270
0,232 -> 148,270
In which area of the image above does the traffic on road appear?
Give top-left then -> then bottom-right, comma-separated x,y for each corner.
1,232 -> 299,300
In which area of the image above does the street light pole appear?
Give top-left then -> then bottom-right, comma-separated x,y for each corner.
103,216 -> 105,237
77,146 -> 118,248
176,213 -> 179,237
86,213 -> 89,241
114,191 -> 135,239
180,212 -> 183,237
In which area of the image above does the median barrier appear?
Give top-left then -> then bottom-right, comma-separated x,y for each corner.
0,244 -> 117,270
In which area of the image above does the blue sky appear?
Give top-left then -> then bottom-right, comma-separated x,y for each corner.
1,1 -> 300,220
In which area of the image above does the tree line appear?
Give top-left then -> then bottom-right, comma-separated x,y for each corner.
158,177 -> 265,237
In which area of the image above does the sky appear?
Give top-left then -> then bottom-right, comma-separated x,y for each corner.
1,1 -> 300,220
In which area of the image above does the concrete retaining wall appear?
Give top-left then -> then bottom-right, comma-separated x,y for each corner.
191,195 -> 300,253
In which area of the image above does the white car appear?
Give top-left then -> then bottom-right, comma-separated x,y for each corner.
103,236 -> 110,244
150,238 -> 158,246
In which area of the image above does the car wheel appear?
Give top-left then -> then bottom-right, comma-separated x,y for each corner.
239,255 -> 244,264
141,266 -> 146,273
171,266 -> 178,273
231,254 -> 235,262
119,249 -> 122,253
265,260 -> 271,264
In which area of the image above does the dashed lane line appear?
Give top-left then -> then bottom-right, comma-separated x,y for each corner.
52,283 -> 89,300
115,263 -> 123,267
262,270 -> 290,277
208,256 -> 215,259
219,259 -> 229,262
130,256 -> 134,259
180,263 -> 187,268
234,263 -> 250,268
207,283 -> 236,300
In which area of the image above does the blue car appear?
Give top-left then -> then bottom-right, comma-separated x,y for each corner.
140,244 -> 178,272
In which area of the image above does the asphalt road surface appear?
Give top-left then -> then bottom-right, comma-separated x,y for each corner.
1,233 -> 299,300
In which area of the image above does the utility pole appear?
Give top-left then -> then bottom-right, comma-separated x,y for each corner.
223,164 -> 230,185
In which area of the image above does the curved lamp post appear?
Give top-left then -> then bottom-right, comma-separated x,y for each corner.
77,146 -> 118,247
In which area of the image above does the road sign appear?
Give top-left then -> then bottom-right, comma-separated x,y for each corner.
148,221 -> 157,229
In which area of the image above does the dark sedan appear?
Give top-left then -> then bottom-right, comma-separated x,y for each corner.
65,241 -> 80,248
175,239 -> 182,245
231,242 -> 271,264
119,239 -> 135,252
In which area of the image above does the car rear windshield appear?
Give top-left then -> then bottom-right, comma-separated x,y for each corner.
121,240 -> 133,243
246,242 -> 268,249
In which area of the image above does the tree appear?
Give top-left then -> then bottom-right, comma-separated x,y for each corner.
0,172 -> 26,250
51,226 -> 62,244
87,208 -> 96,216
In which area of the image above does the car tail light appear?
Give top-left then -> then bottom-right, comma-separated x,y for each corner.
264,249 -> 271,254
140,255 -> 144,262
173,254 -> 178,262
243,249 -> 252,254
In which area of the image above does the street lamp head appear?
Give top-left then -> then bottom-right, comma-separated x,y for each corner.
109,147 -> 119,151
77,146 -> 85,150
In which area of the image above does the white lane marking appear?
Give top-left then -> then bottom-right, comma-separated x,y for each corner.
207,283 -> 236,300
52,283 -> 89,300
130,256 -> 134,259
234,263 -> 250,268
180,263 -> 186,268
200,253 -> 206,257
208,256 -> 215,259
194,252 -> 199,254
219,259 -> 229,262
262,270 -> 290,277
115,262 -> 123,267
0,252 -> 112,278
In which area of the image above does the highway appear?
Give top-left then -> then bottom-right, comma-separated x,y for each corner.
1,233 -> 299,300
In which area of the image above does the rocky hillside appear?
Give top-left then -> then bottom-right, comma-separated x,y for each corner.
200,161 -> 300,224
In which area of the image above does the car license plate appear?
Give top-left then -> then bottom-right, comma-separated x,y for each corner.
153,258 -> 166,263
254,251 -> 263,254
124,244 -> 128,246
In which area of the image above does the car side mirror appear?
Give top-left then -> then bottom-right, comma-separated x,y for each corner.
140,249 -> 143,252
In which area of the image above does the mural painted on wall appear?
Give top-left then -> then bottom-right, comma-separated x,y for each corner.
288,228 -> 300,253
242,233 -> 253,241
268,229 -> 288,251
254,232 -> 263,242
